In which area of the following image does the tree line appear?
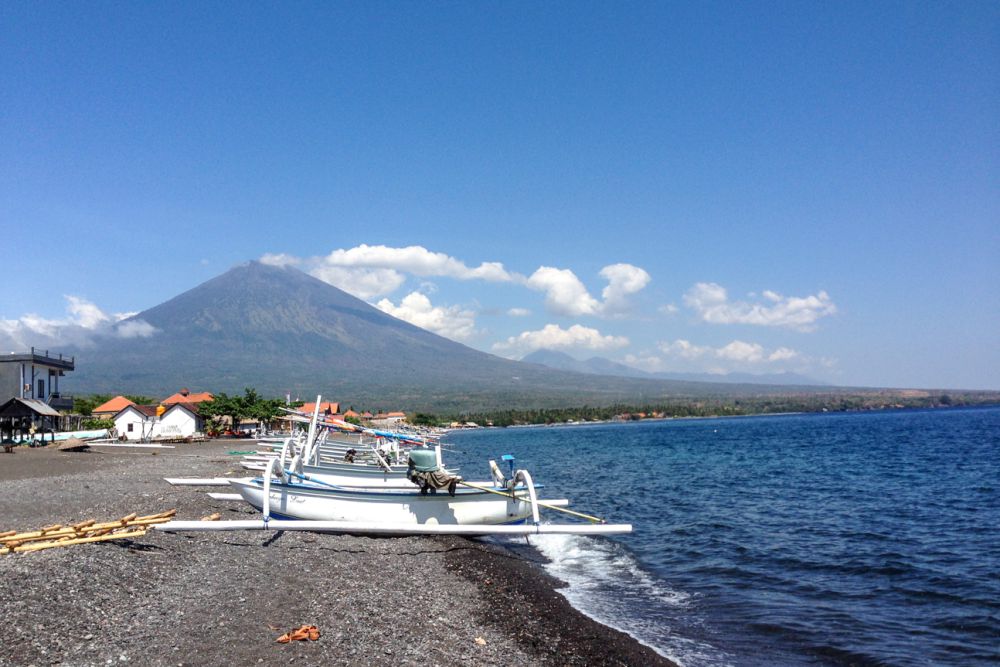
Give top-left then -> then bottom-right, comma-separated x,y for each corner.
412,391 -> 994,427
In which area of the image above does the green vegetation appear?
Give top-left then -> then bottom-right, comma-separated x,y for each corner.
409,413 -> 440,427
417,391 -> 999,427
81,417 -> 115,430
199,388 -> 286,433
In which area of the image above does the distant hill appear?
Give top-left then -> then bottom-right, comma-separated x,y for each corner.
67,261 -> 815,411
520,349 -> 828,386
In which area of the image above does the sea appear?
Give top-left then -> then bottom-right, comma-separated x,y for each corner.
444,406 -> 1000,666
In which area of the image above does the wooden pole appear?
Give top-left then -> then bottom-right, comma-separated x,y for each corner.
1,510 -> 176,548
5,529 -> 150,553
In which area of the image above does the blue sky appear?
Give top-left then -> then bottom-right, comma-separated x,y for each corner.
2,2 -> 997,390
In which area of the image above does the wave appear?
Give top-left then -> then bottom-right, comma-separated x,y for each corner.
522,532 -> 733,667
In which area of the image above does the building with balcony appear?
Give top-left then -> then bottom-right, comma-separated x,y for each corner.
0,347 -> 75,411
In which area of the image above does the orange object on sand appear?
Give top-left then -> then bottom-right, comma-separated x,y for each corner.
275,625 -> 320,643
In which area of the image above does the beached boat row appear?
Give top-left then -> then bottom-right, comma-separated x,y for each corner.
157,397 -> 632,538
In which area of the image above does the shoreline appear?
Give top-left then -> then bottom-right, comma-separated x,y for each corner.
0,441 -> 673,666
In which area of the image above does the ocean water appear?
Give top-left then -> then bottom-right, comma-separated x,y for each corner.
445,407 -> 1000,666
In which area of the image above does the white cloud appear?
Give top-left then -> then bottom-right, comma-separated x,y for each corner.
259,253 -> 302,268
659,303 -> 679,316
631,338 -> 812,374
599,264 -> 652,314
114,320 -> 157,339
526,263 -> 651,318
66,296 -> 111,329
492,324 -> 629,357
716,340 -> 765,363
526,267 -> 601,316
311,265 -> 407,300
658,339 -> 712,360
0,296 -> 157,350
261,247 -> 652,320
768,347 -> 800,362
376,292 -> 477,342
683,282 -> 836,331
323,244 -> 515,281
507,307 -> 531,317
261,245 -> 518,300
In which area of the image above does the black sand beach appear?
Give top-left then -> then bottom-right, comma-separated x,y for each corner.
0,441 -> 673,666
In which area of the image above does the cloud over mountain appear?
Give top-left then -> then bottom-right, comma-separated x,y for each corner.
492,323 -> 629,357
526,263 -> 650,317
683,282 -> 836,331
0,296 -> 156,350
376,291 -> 477,341
261,244 -> 516,299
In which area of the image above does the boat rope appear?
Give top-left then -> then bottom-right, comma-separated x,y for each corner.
457,481 -> 606,524
285,469 -> 341,489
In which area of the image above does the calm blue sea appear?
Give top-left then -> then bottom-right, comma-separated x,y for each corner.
445,406 -> 1000,666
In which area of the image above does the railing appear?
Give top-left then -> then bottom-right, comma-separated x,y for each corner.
29,347 -> 74,364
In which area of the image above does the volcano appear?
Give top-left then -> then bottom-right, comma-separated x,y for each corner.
67,261 -> 740,410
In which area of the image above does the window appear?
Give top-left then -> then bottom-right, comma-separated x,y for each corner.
37,379 -> 45,399
127,423 -> 133,433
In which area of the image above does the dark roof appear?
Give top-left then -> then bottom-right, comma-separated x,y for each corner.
0,397 -> 62,419
115,404 -> 159,418
164,402 -> 202,416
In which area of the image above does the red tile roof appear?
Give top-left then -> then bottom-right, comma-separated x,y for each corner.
162,391 -> 214,405
92,395 -> 136,414
299,401 -> 340,415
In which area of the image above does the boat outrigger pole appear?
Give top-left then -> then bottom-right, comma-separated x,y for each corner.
458,480 -> 608,524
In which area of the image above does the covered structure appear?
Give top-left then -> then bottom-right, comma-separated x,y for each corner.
0,397 -> 62,444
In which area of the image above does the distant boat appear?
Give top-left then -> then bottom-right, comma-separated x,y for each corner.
33,428 -> 109,443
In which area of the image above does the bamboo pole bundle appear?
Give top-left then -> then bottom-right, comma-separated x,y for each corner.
1,510 -> 177,554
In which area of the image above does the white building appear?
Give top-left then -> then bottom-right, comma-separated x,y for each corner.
113,403 -> 204,441
158,403 -> 204,439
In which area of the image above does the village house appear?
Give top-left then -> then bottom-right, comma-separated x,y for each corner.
370,411 -> 407,428
0,348 -> 75,411
113,402 -> 205,441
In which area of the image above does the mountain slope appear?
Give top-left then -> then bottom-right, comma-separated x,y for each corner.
67,262 -> 822,410
520,350 -> 827,386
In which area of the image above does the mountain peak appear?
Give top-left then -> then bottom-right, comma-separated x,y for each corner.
67,262 -> 822,409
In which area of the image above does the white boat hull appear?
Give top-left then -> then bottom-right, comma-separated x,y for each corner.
229,478 -> 533,525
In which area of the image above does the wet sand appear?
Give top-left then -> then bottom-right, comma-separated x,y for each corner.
0,441 -> 673,666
